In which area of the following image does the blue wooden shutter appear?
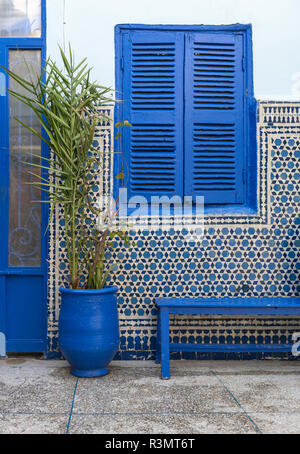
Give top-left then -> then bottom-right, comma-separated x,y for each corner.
120,30 -> 184,202
184,33 -> 245,204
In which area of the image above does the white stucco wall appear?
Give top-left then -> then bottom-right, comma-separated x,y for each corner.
47,0 -> 300,100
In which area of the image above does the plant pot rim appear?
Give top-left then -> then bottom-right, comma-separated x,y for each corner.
60,286 -> 118,295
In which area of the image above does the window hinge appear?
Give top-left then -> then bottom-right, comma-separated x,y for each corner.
242,56 -> 245,72
242,168 -> 246,184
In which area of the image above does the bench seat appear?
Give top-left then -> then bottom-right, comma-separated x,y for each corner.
155,297 -> 300,379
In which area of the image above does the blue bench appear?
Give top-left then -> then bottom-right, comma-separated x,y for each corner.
155,297 -> 300,379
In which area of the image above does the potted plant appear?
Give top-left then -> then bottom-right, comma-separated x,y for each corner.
2,46 -> 130,377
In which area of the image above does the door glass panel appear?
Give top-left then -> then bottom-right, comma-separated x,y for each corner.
9,49 -> 41,267
0,71 -> 5,95
0,0 -> 41,37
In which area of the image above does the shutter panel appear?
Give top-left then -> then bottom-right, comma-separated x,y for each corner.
121,30 -> 184,202
184,33 -> 245,204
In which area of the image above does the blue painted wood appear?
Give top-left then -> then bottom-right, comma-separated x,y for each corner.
0,276 -> 6,355
156,297 -> 300,379
116,25 -> 254,32
155,309 -> 161,364
6,340 -> 44,353
244,25 -> 257,211
161,308 -> 170,379
170,344 -> 295,353
0,45 -> 9,274
157,297 -> 300,307
0,0 -> 47,354
6,276 -> 44,351
120,30 -> 184,202
184,33 -> 245,204
115,24 -> 256,211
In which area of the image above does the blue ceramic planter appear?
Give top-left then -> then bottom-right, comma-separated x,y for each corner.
59,286 -> 119,377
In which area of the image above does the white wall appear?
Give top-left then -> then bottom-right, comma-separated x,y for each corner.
47,0 -> 300,100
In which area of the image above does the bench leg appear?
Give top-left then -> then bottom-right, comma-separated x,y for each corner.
161,308 -> 170,380
155,310 -> 161,364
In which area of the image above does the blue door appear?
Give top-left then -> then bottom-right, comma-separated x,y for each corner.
0,1 -> 47,353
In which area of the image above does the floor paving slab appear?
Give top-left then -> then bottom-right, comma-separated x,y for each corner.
73,365 -> 240,415
213,369 -> 300,413
0,358 -> 299,434
246,412 -> 300,434
0,413 -> 68,434
69,413 -> 258,434
0,358 -> 76,414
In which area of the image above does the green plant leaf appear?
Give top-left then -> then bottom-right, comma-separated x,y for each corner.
115,171 -> 124,180
1,44 -> 127,289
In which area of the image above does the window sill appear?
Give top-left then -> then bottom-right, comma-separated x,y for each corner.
119,204 -> 258,219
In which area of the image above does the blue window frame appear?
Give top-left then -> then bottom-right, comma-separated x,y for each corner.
115,24 -> 257,212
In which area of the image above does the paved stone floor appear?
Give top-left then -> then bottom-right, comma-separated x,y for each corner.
0,357 -> 299,434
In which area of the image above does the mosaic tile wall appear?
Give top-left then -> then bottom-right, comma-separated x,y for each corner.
47,102 -> 300,359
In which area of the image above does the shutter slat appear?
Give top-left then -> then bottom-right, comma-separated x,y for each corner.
130,125 -> 176,193
184,33 -> 245,204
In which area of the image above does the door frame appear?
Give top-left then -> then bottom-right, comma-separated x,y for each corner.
0,1 -> 48,353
